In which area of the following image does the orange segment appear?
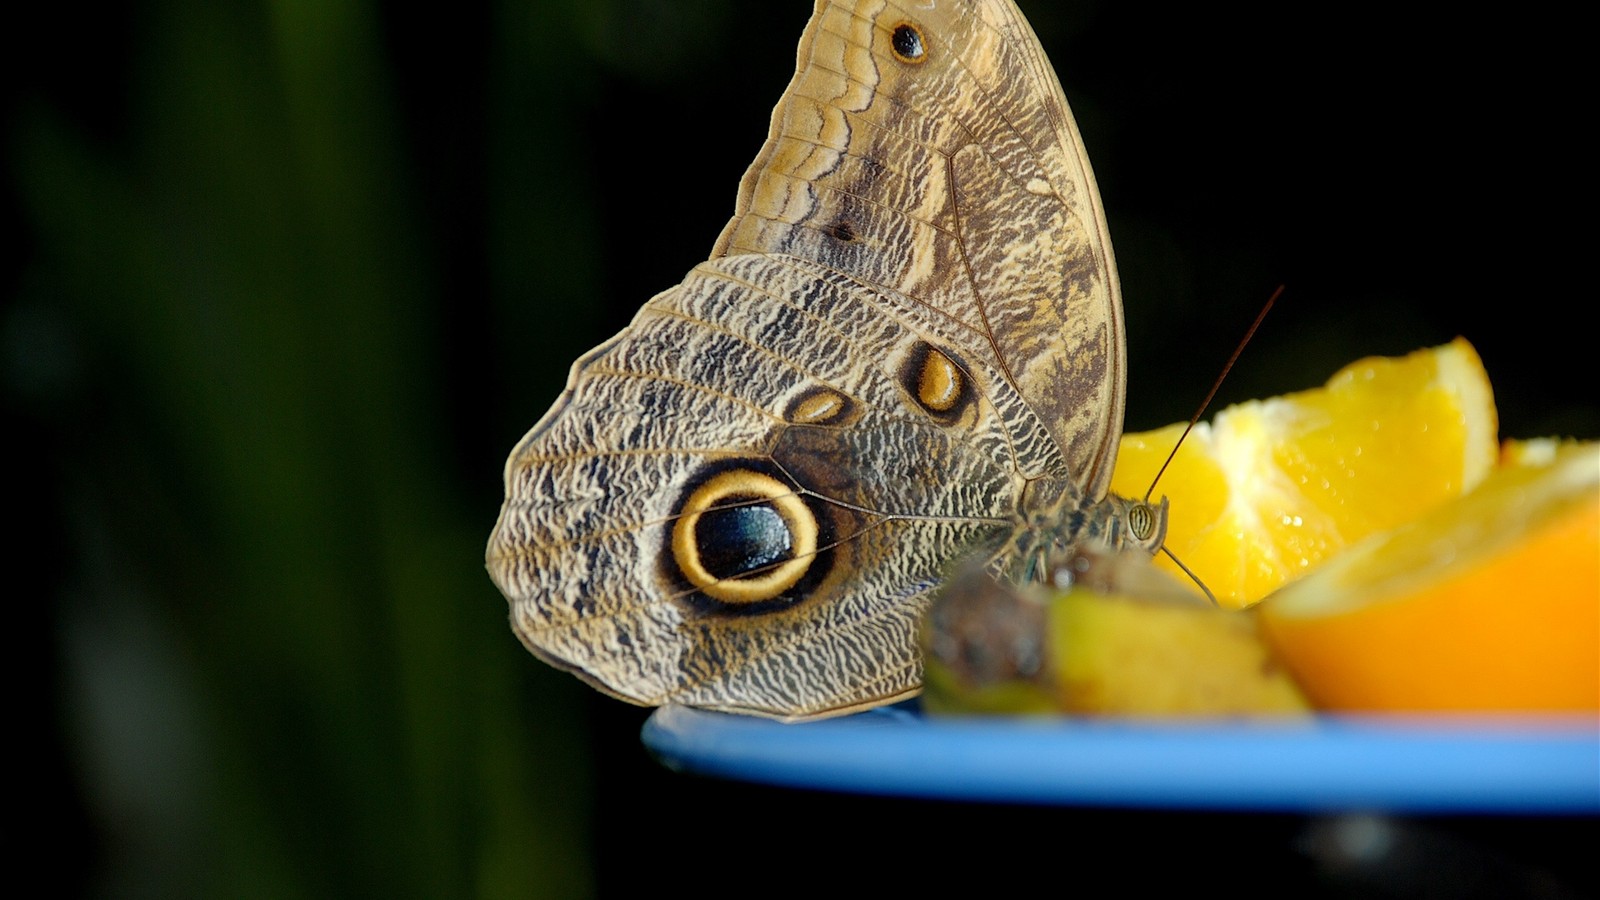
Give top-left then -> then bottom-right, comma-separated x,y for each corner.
1255,442 -> 1599,713
1110,339 -> 1499,608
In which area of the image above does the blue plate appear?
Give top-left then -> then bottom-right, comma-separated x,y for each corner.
643,703 -> 1600,813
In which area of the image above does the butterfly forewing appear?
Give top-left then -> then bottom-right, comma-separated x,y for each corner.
714,0 -> 1126,497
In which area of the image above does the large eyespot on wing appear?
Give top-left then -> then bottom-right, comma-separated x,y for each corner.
711,0 -> 1127,501
666,463 -> 826,611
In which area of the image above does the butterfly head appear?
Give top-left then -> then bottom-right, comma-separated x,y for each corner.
991,485 -> 1169,586
1101,493 -> 1170,557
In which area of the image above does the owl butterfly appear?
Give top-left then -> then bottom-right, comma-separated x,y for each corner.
487,0 -> 1169,721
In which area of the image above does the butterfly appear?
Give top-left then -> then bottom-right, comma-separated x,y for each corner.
486,0 -> 1168,721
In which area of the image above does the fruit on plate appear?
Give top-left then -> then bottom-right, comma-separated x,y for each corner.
1108,338 -> 1498,608
1255,440 -> 1598,713
924,341 -> 1594,717
921,547 -> 1311,716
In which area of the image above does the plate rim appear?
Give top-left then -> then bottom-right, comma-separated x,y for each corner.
641,704 -> 1600,814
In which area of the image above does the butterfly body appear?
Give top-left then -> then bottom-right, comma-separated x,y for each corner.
487,0 -> 1166,720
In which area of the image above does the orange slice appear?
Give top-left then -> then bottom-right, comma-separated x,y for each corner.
1110,338 -> 1499,608
1254,441 -> 1598,713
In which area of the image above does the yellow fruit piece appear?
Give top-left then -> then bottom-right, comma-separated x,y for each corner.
1047,590 -> 1312,716
1110,338 -> 1499,608
1256,442 -> 1599,713
921,547 -> 1311,717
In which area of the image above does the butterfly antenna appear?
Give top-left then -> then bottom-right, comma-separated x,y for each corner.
1160,545 -> 1219,606
1143,286 -> 1282,608
1143,284 -> 1284,503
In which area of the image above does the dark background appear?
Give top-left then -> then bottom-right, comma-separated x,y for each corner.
9,1 -> 1595,897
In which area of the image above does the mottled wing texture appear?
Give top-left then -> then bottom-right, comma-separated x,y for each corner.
715,0 -> 1126,496
487,0 -> 1124,720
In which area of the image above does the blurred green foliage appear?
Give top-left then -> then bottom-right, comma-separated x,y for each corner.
12,0 -> 627,896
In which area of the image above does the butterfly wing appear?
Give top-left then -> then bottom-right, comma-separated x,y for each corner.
488,0 -> 1125,719
715,0 -> 1126,497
